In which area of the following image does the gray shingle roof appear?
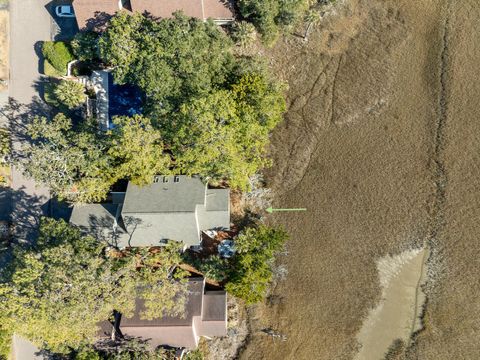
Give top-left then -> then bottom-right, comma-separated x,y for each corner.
206,189 -> 230,211
70,176 -> 230,248
122,176 -> 206,214
69,203 -> 118,229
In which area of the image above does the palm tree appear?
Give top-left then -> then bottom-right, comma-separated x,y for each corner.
54,80 -> 86,109
232,21 -> 257,47
303,9 -> 322,41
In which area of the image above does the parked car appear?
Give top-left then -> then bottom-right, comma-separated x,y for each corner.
55,5 -> 75,18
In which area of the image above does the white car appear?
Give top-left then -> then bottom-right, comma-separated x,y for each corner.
55,5 -> 75,18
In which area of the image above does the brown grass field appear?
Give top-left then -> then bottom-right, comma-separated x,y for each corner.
238,0 -> 480,359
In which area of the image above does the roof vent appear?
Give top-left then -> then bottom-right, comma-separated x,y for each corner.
174,175 -> 180,183
153,176 -> 160,183
163,176 -> 169,183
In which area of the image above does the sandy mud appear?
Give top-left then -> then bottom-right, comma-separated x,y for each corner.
355,248 -> 428,360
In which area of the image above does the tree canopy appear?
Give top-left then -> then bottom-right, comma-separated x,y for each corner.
237,0 -> 310,44
23,113 -> 112,203
25,12 -> 286,202
99,12 -> 234,114
0,218 -> 187,354
108,115 -> 171,186
22,114 -> 172,203
225,225 -> 288,304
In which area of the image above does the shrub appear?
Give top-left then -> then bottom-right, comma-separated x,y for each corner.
53,80 -> 86,109
183,349 -> 204,360
42,41 -> 74,75
232,21 -> 257,47
197,255 -> 229,282
43,59 -> 64,77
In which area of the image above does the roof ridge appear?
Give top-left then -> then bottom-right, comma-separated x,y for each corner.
200,0 -> 206,20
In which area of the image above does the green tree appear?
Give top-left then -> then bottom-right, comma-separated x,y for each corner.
0,218 -> 187,353
108,115 -> 171,185
195,255 -> 229,282
22,113 -> 113,203
129,244 -> 188,321
71,31 -> 100,61
225,225 -> 288,304
99,12 -> 234,114
54,80 -> 86,109
170,72 -> 285,190
237,0 -> 309,44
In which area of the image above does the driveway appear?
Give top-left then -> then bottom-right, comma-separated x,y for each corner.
48,0 -> 79,41
6,0 -> 52,242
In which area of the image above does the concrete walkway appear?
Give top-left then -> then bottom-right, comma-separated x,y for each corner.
5,0 -> 52,242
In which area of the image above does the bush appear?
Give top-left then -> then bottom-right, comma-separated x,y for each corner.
197,255 -> 229,282
232,21 -> 257,47
183,349 -> 204,360
53,80 -> 86,109
43,59 -> 64,77
42,41 -> 74,75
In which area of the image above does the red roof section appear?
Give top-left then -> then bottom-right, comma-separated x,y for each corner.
73,0 -> 124,30
74,0 -> 235,29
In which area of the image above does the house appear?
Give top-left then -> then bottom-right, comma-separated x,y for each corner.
99,277 -> 227,349
72,0 -> 235,30
69,175 -> 230,248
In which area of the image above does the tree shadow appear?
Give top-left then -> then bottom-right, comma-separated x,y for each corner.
84,11 -> 115,32
0,97 -> 51,163
0,185 -> 50,248
70,211 -> 144,249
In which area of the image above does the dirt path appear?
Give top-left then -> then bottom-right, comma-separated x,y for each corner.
239,0 -> 480,359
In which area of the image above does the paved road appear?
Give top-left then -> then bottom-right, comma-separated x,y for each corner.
6,0 -> 52,242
